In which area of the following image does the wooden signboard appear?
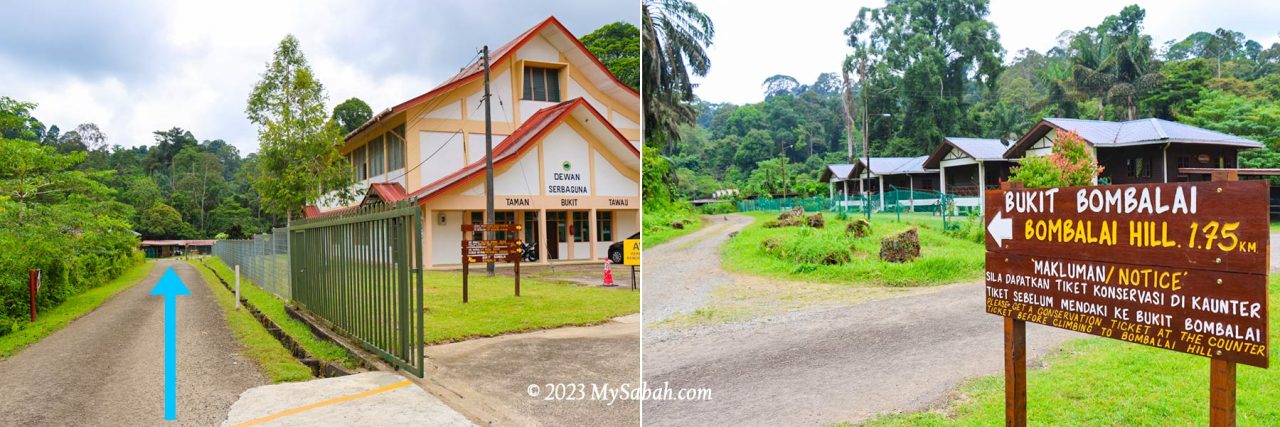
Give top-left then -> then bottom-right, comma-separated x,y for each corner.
986,179 -> 1271,426
460,225 -> 524,303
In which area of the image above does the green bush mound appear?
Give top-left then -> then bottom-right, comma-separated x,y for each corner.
725,212 -> 984,287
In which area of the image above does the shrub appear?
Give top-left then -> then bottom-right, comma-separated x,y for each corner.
846,218 -> 872,238
700,201 -> 737,215
880,227 -> 921,263
1009,130 -> 1103,188
806,213 -> 825,228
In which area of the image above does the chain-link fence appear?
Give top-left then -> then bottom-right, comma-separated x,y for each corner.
735,197 -> 833,212
212,227 -> 290,300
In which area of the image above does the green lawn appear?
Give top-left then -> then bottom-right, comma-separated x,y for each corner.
0,260 -> 153,359
1270,221 -> 1280,232
721,211 -> 985,287
197,257 -> 359,368
860,276 -> 1280,426
423,270 -> 639,344
187,259 -> 314,382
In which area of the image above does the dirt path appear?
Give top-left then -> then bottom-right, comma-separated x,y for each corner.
642,214 -> 754,324
0,259 -> 267,426
641,215 -> 1081,426
420,315 -> 640,426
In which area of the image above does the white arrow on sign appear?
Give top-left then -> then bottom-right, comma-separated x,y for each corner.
987,210 -> 1013,248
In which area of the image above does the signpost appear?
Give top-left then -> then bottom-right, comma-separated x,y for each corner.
623,238 -> 640,291
985,178 -> 1270,426
461,223 -> 524,302
29,269 -> 41,321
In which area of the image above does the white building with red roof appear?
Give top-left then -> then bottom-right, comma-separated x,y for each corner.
308,16 -> 640,267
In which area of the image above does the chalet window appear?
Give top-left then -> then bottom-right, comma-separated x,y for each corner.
597,211 -> 613,242
1126,157 -> 1152,179
523,67 -> 561,102
369,134 -> 385,177
548,211 -> 567,242
353,146 -> 367,180
386,125 -> 405,171
572,211 -> 589,242
522,212 -> 538,244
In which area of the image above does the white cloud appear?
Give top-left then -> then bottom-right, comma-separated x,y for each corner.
0,0 -> 636,154
691,0 -> 1280,105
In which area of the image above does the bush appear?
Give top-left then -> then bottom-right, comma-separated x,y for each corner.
760,228 -> 855,266
880,228 -> 921,263
944,210 -> 984,243
1009,130 -> 1103,188
846,218 -> 872,238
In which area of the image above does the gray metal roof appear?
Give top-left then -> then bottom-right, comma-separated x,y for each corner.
888,155 -> 934,174
945,137 -> 1013,161
823,164 -> 856,181
858,157 -> 917,176
1044,118 -> 1262,148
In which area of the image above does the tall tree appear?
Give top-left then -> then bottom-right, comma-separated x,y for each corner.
330,97 -> 372,135
642,0 -> 715,149
845,0 -> 1004,155
246,35 -> 354,222
581,21 -> 641,91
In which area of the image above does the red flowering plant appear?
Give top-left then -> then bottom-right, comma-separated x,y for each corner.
1009,130 -> 1103,188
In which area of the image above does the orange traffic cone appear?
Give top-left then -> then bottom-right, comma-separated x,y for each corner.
602,259 -> 617,287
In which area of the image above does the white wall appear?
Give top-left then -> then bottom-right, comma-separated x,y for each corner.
466,69 -> 515,124
541,126 -> 591,196
612,112 -> 638,130
419,131 -> 466,187
572,242 -> 591,260
566,78 -> 606,116
424,100 -> 462,120
517,35 -> 560,62
593,150 -> 637,196
495,145 -> 540,196
430,211 -> 463,265
520,100 -> 558,122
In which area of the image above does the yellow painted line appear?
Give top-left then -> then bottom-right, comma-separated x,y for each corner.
231,380 -> 414,427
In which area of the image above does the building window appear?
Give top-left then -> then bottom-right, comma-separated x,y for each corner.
523,67 -> 561,102
369,135 -> 385,177
386,125 -> 405,171
470,211 -> 515,240
522,212 -> 538,244
1125,157 -> 1152,179
597,211 -> 613,242
353,146 -> 367,180
572,211 -> 589,242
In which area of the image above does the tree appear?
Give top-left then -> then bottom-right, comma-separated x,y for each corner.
0,97 -> 43,141
139,202 -> 192,239
173,146 -> 225,234
762,74 -> 801,98
581,21 -> 641,91
246,35 -> 354,221
331,97 -> 372,135
642,0 -> 715,149
123,175 -> 163,219
845,0 -> 1004,155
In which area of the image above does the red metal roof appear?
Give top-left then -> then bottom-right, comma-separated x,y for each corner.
406,97 -> 637,204
343,15 -> 639,143
365,182 -> 409,204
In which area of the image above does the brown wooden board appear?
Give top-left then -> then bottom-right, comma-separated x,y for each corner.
462,223 -> 522,232
463,252 -> 516,263
983,180 -> 1269,275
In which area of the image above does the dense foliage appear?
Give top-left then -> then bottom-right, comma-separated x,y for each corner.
581,21 -> 641,91
656,3 -> 1280,201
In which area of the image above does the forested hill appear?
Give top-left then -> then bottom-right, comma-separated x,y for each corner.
662,4 -> 1280,201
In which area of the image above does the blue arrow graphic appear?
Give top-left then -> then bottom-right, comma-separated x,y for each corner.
150,267 -> 190,421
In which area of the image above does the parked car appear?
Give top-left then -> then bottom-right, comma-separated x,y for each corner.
608,232 -> 640,264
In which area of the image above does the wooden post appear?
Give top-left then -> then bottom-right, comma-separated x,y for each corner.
631,265 -> 637,291
514,255 -> 521,297
29,269 -> 38,322
1004,317 -> 1027,427
999,180 -> 1027,427
1209,170 -> 1237,427
462,258 -> 469,303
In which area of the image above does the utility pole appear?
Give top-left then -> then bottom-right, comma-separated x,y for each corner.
861,58 -> 871,221
483,46 -> 495,276
780,144 -> 788,204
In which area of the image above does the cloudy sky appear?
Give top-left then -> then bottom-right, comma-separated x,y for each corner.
691,0 -> 1280,104
0,0 -> 636,154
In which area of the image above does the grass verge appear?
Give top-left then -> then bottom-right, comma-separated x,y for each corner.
643,204 -> 705,247
722,212 -> 985,287
198,257 -> 359,369
187,259 -> 313,382
0,260 -> 153,359
859,276 -> 1280,426
424,270 -> 639,344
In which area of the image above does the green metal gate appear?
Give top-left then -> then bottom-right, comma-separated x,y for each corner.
289,201 -> 424,377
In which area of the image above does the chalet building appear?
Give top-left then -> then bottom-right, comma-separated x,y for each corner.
307,16 -> 641,268
922,137 -> 1015,212
824,117 -> 1260,213
820,164 -> 855,205
1004,118 -> 1262,184
140,240 -> 215,258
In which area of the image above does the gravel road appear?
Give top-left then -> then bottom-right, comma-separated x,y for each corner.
641,214 -> 1081,426
0,259 -> 267,426
642,214 -> 754,324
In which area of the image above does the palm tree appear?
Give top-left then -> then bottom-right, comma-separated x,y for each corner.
642,0 -> 714,150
